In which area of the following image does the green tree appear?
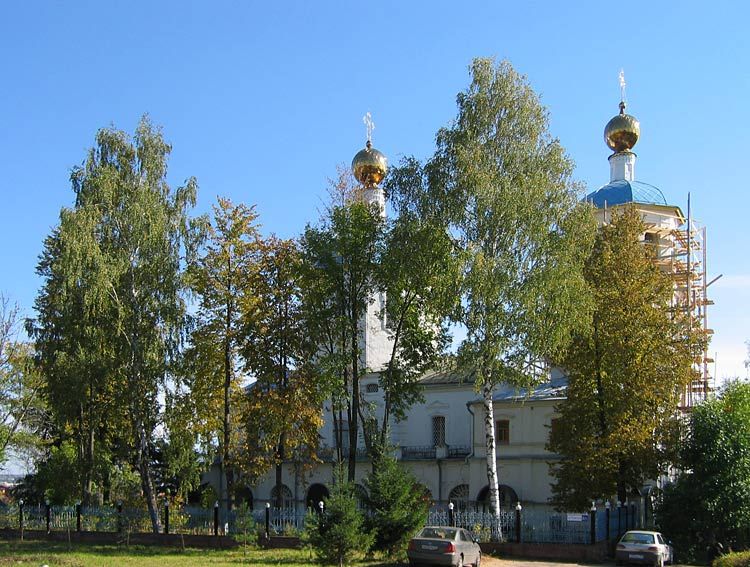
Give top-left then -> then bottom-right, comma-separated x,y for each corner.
549,206 -> 698,508
242,236 -> 323,504
305,474 -> 373,567
0,296 -> 47,466
425,58 -> 595,517
658,381 -> 750,558
32,216 -> 120,505
183,197 -> 259,512
363,447 -> 429,558
300,187 -> 383,482
366,207 -> 459,453
31,117 -> 199,531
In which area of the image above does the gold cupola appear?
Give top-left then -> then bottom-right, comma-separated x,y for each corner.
352,140 -> 388,186
604,100 -> 640,153
352,112 -> 387,186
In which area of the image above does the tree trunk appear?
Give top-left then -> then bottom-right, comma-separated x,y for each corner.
348,317 -> 359,483
482,382 -> 502,537
275,434 -> 286,509
135,420 -> 161,533
223,330 -> 234,514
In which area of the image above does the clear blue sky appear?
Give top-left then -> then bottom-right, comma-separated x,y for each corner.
1,1 -> 747,380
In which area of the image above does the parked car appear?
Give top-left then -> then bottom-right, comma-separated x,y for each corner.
407,526 -> 481,567
615,530 -> 673,566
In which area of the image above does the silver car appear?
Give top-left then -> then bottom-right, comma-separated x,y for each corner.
407,526 -> 482,567
615,530 -> 673,566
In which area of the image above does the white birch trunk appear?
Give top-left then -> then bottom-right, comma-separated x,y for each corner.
482,382 -> 502,538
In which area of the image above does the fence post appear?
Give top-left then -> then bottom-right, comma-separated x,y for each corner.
630,502 -> 636,529
515,502 -> 522,544
617,501 -> 622,537
265,502 -> 271,538
76,502 -> 82,532
45,500 -> 51,535
18,499 -> 24,539
164,500 -> 169,535
590,502 -> 596,545
448,502 -> 455,527
213,501 -> 219,536
605,501 -> 611,542
117,501 -> 123,533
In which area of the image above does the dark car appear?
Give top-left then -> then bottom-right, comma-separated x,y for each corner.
615,530 -> 673,566
407,526 -> 481,567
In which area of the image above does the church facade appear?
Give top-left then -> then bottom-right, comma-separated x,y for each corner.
213,92 -> 712,515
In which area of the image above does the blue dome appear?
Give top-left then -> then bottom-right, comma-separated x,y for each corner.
585,179 -> 668,209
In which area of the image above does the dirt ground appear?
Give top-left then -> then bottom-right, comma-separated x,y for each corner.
484,559 -> 596,567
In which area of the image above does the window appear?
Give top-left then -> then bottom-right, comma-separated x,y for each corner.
496,420 -> 510,445
432,416 -> 446,447
448,484 -> 469,511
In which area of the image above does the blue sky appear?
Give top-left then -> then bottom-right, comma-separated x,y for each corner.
1,1 -> 748,381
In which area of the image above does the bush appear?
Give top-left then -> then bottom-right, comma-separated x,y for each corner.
714,551 -> 750,567
305,479 -> 373,566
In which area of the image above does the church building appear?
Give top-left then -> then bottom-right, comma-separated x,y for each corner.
219,88 -> 712,516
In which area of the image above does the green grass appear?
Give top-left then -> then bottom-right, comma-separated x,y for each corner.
0,540 -> 406,566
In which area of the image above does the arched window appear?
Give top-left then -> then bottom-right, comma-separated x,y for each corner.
235,485 -> 254,509
448,484 -> 469,511
270,484 -> 294,509
476,484 -> 518,510
306,483 -> 329,511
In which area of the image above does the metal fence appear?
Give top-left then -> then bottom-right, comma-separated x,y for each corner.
0,501 -> 641,543
427,503 -> 641,544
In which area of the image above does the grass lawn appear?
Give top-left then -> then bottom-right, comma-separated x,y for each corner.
0,540 -> 406,566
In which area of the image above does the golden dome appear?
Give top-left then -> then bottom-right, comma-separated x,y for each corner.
604,101 -> 640,153
352,140 -> 387,186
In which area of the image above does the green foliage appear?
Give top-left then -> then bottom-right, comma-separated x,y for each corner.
243,235 -> 323,491
715,551 -> 750,567
0,297 -> 47,466
417,57 -> 596,515
305,477 -> 373,566
363,450 -> 429,557
300,185 -> 384,481
181,197 -> 259,508
34,440 -> 81,504
657,381 -> 750,559
30,116 -> 200,529
549,207 -> 699,509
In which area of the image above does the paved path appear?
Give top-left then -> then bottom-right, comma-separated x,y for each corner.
484,559 -> 595,566
484,558 -> 693,567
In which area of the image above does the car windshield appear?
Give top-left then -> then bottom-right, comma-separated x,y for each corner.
418,527 -> 457,540
622,532 -> 656,544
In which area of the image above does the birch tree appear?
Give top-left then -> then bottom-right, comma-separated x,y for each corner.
427,58 -> 596,518
32,117 -> 199,531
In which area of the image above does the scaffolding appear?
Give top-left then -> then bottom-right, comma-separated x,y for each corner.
652,196 -> 713,409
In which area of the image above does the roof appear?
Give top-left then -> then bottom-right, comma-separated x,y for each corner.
491,372 -> 568,403
418,369 -> 476,386
585,179 -> 668,209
